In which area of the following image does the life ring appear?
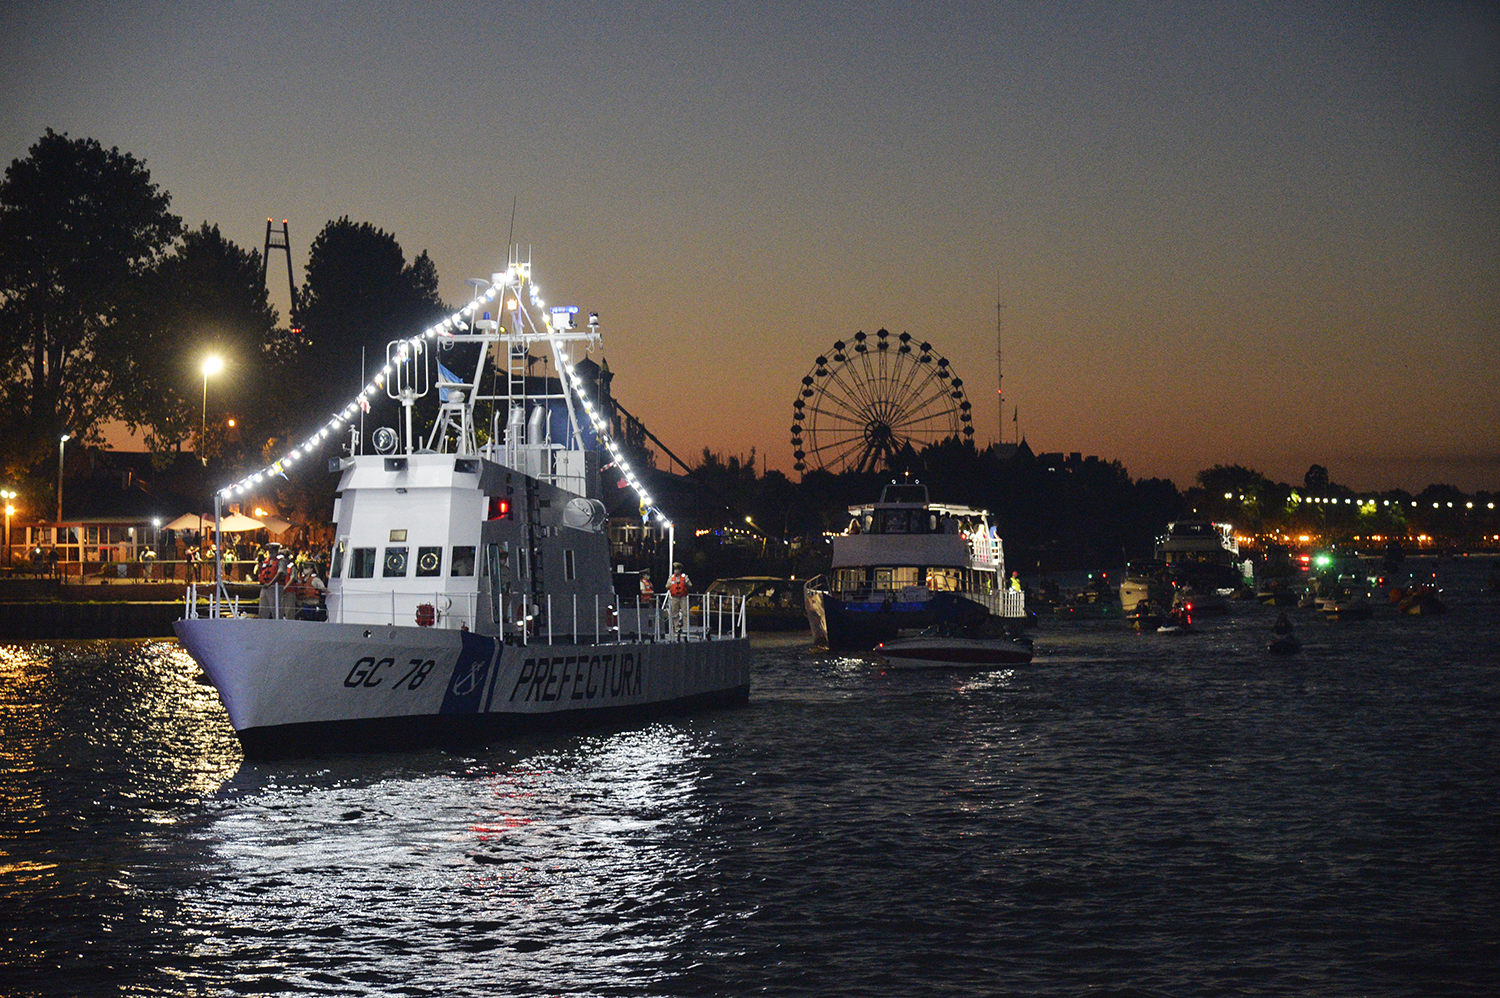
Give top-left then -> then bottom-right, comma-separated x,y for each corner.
257,561 -> 278,585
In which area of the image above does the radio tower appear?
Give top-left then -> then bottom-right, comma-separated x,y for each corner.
262,218 -> 300,332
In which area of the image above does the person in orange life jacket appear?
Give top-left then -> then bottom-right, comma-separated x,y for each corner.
666,563 -> 691,637
257,545 -> 292,619
290,564 -> 327,620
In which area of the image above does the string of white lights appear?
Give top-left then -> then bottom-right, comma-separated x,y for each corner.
556,349 -> 672,529
1227,494 -> 1495,510
216,263 -> 672,528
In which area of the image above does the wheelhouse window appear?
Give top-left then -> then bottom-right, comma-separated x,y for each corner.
349,547 -> 376,579
383,546 -> 408,577
415,546 -> 442,577
564,549 -> 576,580
330,538 -> 348,578
451,546 -> 475,577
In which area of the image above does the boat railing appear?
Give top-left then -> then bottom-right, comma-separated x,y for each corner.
960,588 -> 1028,619
808,574 -> 1028,619
181,585 -> 748,643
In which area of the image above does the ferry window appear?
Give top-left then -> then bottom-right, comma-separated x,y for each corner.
451,546 -> 475,577
415,546 -> 442,577
330,538 -> 348,578
564,549 -> 576,580
383,546 -> 409,577
349,547 -> 376,579
518,548 -> 529,579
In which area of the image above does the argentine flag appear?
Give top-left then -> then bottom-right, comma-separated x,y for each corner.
438,361 -> 461,403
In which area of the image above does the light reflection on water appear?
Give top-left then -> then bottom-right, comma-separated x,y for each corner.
170,727 -> 725,995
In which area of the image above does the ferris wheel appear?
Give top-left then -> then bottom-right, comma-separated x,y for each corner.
791,328 -> 974,474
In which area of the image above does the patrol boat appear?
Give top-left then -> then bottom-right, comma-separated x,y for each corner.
803,481 -> 1026,650
175,258 -> 750,759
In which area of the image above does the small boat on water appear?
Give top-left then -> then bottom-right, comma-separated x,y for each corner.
1119,564 -> 1171,616
1157,605 -> 1194,634
1267,612 -> 1300,654
1122,522 -> 1248,614
1392,584 -> 1446,616
1173,585 -> 1231,615
174,257 -> 750,759
874,633 -> 1033,670
1125,599 -> 1165,631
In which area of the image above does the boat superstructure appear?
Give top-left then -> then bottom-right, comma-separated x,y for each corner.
1122,520 -> 1248,615
803,481 -> 1026,650
175,257 -> 750,758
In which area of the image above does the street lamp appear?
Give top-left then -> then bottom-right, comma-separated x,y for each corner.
745,515 -> 768,557
201,354 -> 224,464
2,490 -> 15,566
57,434 -> 69,524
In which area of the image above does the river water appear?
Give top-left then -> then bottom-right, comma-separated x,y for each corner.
2,559 -> 1496,997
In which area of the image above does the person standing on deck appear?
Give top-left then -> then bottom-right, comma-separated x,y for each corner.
666,563 -> 692,638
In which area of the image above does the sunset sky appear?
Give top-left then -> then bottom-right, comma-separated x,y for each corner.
5,1 -> 1496,492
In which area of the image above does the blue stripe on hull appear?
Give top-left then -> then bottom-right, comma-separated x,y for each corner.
234,684 -> 751,760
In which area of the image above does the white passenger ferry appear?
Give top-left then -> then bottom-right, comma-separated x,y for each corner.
803,481 -> 1026,650
175,257 -> 749,758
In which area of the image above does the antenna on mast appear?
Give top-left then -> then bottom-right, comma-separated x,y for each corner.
995,286 -> 1005,446
506,196 -> 518,260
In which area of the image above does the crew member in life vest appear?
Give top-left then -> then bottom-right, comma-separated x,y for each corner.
640,572 -> 654,599
666,562 -> 691,637
256,544 -> 292,619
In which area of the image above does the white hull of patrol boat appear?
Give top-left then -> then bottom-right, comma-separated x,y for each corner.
175,616 -> 749,759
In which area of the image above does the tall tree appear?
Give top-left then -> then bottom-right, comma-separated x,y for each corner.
277,217 -> 447,431
0,130 -> 181,475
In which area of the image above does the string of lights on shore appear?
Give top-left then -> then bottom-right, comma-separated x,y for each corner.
1225,493 -> 1496,511
216,262 -> 669,529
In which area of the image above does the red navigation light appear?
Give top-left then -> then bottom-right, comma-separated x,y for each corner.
489,496 -> 511,520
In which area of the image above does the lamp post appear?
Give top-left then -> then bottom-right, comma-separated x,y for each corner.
2,490 -> 15,567
57,434 -> 69,524
745,515 -> 768,557
201,354 -> 223,464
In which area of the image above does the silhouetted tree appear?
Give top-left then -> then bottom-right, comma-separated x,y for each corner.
0,130 -> 181,476
276,217 -> 448,435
